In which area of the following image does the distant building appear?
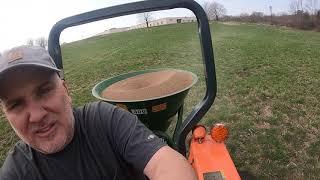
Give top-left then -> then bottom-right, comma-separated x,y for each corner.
130,17 -> 197,30
96,27 -> 130,36
95,16 -> 197,36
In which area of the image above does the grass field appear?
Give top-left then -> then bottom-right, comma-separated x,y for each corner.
1,22 -> 319,179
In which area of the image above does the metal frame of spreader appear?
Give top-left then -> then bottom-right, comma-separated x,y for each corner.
48,0 -> 217,156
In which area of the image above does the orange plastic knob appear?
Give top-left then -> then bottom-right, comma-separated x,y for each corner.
211,123 -> 228,143
193,125 -> 206,143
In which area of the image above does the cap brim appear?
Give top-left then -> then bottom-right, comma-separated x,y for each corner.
0,63 -> 61,85
0,63 -> 60,75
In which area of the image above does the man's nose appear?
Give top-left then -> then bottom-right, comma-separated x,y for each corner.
26,100 -> 47,123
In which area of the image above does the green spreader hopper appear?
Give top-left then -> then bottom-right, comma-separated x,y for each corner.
92,68 -> 198,147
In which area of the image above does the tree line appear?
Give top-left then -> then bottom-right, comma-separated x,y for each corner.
138,1 -> 227,29
14,0 -> 318,54
26,37 -> 48,49
202,0 -> 320,31
0,37 -> 47,56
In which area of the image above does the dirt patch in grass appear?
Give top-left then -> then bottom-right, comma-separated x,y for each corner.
261,105 -> 273,119
254,122 -> 271,129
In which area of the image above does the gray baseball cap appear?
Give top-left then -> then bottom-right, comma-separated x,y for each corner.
0,46 -> 60,78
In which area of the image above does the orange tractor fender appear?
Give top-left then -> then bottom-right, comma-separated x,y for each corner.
188,124 -> 240,180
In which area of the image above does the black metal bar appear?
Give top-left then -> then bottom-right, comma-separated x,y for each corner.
173,1 -> 217,155
173,104 -> 184,146
48,0 -> 217,156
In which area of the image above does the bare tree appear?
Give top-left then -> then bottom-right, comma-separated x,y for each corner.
239,13 -> 250,22
304,0 -> 319,25
270,6 -> 273,24
203,1 -> 227,21
240,13 -> 250,17
305,0 -> 319,15
250,11 -> 264,22
138,13 -> 152,28
26,39 -> 34,46
290,0 -> 304,14
290,0 -> 308,27
35,37 -> 48,49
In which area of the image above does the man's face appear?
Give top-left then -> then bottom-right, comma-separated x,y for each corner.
0,68 -> 74,154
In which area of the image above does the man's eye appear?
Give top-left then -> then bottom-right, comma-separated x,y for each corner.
38,86 -> 53,97
7,101 -> 22,110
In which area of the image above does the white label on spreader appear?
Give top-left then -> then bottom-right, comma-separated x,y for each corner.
131,108 -> 148,115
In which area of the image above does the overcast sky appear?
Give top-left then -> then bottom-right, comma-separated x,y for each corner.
0,0 -> 293,53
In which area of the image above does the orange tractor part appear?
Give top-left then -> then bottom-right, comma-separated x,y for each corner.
188,124 -> 240,180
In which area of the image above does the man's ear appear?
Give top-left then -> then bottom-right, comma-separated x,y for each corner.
62,80 -> 69,94
62,80 -> 72,103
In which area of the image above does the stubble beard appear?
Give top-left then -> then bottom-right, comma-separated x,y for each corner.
13,110 -> 75,154
14,96 -> 75,154
36,114 -> 75,154
35,92 -> 75,154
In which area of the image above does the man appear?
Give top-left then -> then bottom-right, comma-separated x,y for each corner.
0,46 -> 197,180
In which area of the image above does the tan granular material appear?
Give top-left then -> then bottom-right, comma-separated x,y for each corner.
102,70 -> 195,101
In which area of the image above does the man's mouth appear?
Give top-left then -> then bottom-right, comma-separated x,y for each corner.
35,123 -> 56,138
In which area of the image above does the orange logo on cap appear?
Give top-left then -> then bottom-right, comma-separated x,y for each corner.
7,50 -> 23,62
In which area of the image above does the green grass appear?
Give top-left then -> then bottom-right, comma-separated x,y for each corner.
1,22 -> 319,179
